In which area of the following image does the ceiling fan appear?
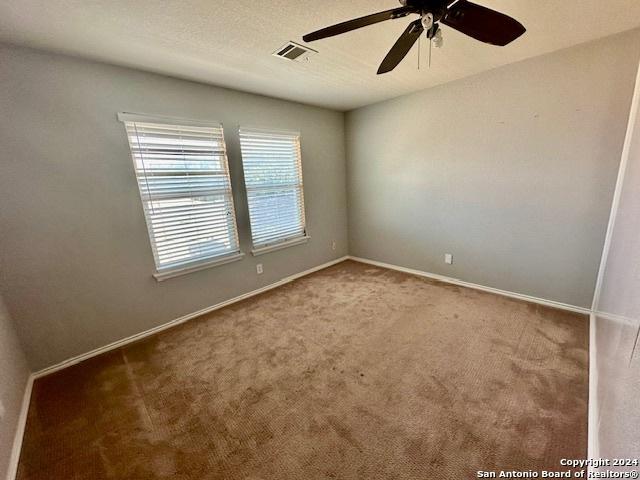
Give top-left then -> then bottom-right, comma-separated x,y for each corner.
302,0 -> 526,74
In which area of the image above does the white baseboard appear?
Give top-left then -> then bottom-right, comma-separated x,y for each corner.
592,310 -> 638,327
588,312 -> 599,467
348,256 -> 591,315
6,374 -> 34,480
33,256 -> 349,379
31,254 -> 592,379
14,254 -> 596,479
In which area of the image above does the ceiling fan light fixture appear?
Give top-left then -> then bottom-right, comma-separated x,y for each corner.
433,28 -> 444,47
421,13 -> 434,30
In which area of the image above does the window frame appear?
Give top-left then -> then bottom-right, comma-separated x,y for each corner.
119,112 -> 243,280
238,126 -> 309,256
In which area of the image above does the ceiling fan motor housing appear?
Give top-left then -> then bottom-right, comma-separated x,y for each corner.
402,0 -> 450,20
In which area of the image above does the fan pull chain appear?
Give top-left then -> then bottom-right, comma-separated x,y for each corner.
418,34 -> 421,70
428,35 -> 432,68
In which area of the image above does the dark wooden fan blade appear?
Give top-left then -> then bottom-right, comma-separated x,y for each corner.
441,0 -> 525,46
303,6 -> 416,42
377,19 -> 424,75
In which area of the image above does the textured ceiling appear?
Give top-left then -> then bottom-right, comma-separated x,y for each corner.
1,0 -> 640,111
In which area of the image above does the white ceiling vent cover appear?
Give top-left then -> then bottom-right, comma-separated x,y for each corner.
273,42 -> 317,63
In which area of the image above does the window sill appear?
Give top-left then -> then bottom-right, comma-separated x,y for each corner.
153,252 -> 245,282
251,236 -> 310,257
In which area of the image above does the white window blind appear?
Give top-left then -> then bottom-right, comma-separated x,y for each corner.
120,113 -> 240,274
239,127 -> 307,250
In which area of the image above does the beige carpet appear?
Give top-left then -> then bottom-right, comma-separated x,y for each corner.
17,260 -> 588,479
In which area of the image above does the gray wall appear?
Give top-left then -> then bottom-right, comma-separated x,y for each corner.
0,293 -> 30,480
2,30 -> 639,370
0,44 -> 348,370
593,58 -> 640,461
346,29 -> 640,308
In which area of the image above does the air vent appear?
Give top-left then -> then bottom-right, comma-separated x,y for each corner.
273,41 -> 317,63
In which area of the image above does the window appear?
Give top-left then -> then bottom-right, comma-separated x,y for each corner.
239,127 -> 308,254
119,113 -> 242,279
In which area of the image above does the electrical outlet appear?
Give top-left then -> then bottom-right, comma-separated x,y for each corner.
332,240 -> 337,251
444,253 -> 453,265
256,263 -> 263,275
